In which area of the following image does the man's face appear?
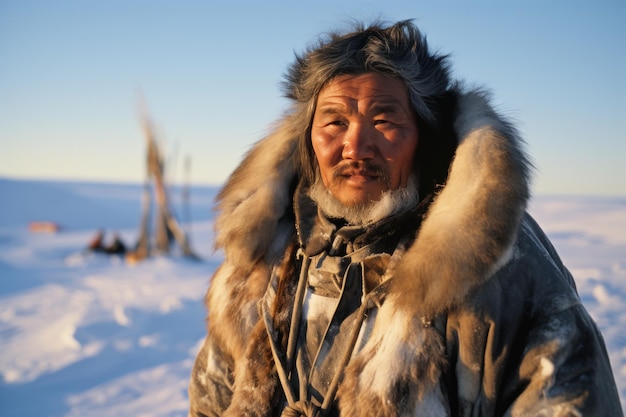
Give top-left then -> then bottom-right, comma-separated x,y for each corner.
311,73 -> 419,207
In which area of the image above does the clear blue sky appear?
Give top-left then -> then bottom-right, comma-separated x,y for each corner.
1,0 -> 624,196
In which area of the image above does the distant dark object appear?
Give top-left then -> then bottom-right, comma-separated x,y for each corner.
88,230 -> 127,255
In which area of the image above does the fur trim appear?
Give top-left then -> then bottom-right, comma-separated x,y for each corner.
207,262 -> 271,361
222,319 -> 278,417
338,300 -> 448,416
391,89 -> 532,319
222,243 -> 300,416
214,115 -> 300,267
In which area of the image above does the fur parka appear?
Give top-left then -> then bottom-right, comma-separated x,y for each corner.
187,88 -> 622,417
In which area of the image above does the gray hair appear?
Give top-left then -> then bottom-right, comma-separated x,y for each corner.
283,20 -> 453,187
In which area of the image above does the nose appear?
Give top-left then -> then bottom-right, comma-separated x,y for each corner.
341,123 -> 376,161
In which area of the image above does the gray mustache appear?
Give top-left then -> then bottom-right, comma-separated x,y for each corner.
332,161 -> 390,184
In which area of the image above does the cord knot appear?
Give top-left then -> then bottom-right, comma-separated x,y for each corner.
281,400 -> 322,417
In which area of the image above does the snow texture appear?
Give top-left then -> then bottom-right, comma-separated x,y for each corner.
0,178 -> 624,415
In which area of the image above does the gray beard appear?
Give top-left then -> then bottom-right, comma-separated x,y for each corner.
308,175 -> 420,225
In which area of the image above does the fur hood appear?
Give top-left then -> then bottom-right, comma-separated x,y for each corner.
214,86 -> 532,320
211,87 -> 533,416
189,86 -> 623,417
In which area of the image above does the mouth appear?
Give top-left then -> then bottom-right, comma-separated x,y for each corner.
334,162 -> 387,183
340,170 -> 380,183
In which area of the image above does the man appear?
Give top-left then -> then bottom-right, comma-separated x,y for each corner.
188,21 -> 622,416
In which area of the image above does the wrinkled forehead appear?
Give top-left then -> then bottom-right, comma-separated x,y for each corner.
310,75 -> 417,136
315,73 -> 411,109
312,73 -> 411,120
317,71 -> 407,95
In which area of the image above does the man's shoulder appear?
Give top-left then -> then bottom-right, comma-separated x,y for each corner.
484,213 -> 580,309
